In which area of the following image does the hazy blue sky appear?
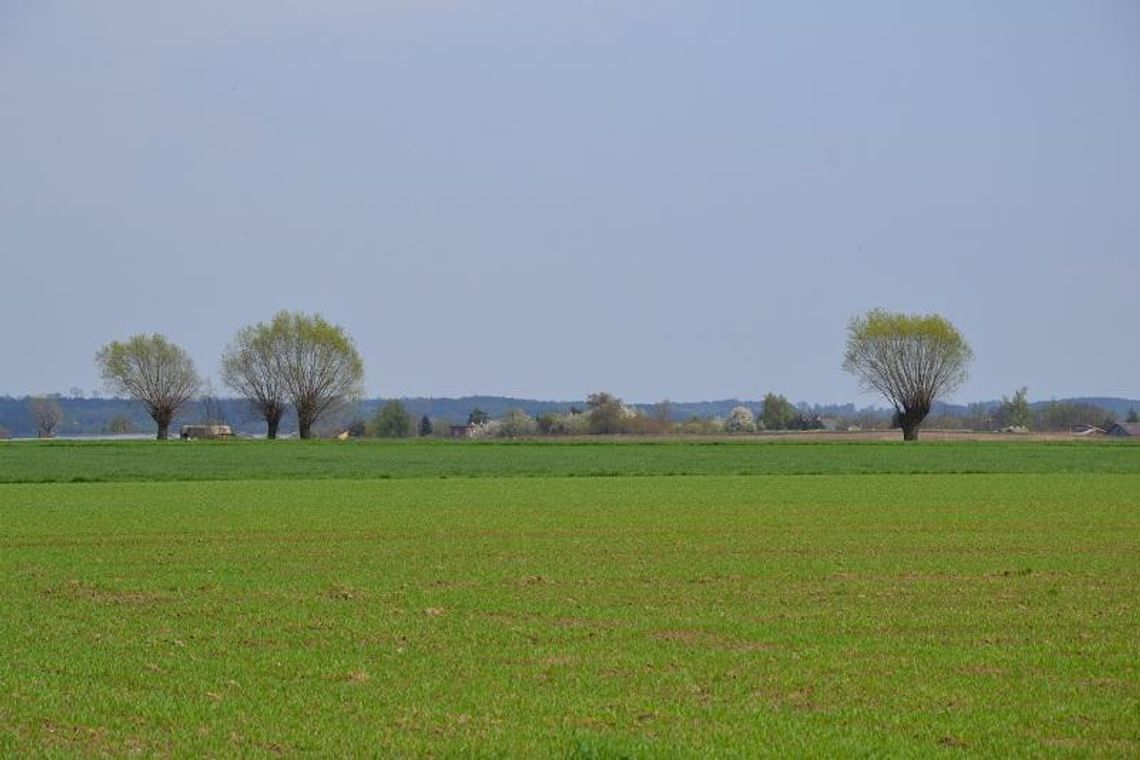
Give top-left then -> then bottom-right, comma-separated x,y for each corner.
2,1 -> 1137,404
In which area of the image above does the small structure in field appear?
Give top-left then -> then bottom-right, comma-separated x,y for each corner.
450,424 -> 475,439
1105,422 -> 1140,437
180,424 -> 234,440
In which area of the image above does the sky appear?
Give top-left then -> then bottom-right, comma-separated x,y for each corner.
2,1 -> 1138,405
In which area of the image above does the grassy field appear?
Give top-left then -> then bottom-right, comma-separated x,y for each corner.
2,437 -> 1139,483
1,440 -> 1138,756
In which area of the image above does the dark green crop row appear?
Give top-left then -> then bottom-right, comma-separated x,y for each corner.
2,437 -> 1138,483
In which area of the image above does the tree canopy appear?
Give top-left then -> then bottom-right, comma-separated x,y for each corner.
271,311 -> 365,439
724,406 -> 755,433
221,320 -> 289,438
760,393 -> 796,431
995,387 -> 1032,430
586,391 -> 626,434
374,400 -> 412,438
27,396 -> 63,438
96,333 -> 201,439
842,309 -> 972,441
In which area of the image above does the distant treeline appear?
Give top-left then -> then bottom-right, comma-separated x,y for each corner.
1,394 -> 1136,438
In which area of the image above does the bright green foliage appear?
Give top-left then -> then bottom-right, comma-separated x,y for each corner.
1,467 -> 1137,755
760,393 -> 796,430
843,309 -> 972,441
220,320 -> 288,438
94,333 -> 201,439
373,400 -> 412,438
270,311 -> 365,439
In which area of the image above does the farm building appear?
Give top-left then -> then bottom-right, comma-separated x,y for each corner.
1105,422 -> 1140,437
450,424 -> 476,439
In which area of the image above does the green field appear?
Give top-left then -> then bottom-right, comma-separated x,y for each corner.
1,440 -> 1138,756
3,438 -> 1140,483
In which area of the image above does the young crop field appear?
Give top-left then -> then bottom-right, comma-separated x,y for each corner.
2,437 -> 1139,483
1,440 -> 1138,756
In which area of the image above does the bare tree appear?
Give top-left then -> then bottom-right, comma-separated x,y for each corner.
28,396 -> 63,438
270,311 -> 364,439
197,379 -> 228,426
843,309 -> 972,441
95,334 -> 201,440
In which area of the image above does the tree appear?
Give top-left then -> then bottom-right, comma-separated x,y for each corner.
1034,401 -> 1111,432
724,405 -> 755,433
419,414 -> 433,437
760,393 -> 796,431
271,311 -> 365,439
498,409 -> 536,438
842,309 -> 972,441
221,319 -> 289,439
536,412 -> 567,435
468,408 -> 489,425
374,400 -> 412,438
28,396 -> 63,438
1128,408 -> 1139,423
586,391 -> 626,434
995,387 -> 1032,430
96,333 -> 201,440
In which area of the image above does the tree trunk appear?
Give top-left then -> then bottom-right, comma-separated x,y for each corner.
266,410 -> 282,440
298,416 -> 313,440
898,405 -> 927,442
156,419 -> 171,440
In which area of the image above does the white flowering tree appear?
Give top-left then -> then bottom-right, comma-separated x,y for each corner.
498,409 -> 536,438
725,406 -> 756,433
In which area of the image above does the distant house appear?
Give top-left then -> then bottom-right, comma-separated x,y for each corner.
449,424 -> 475,439
1105,422 -> 1140,438
180,424 -> 234,440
